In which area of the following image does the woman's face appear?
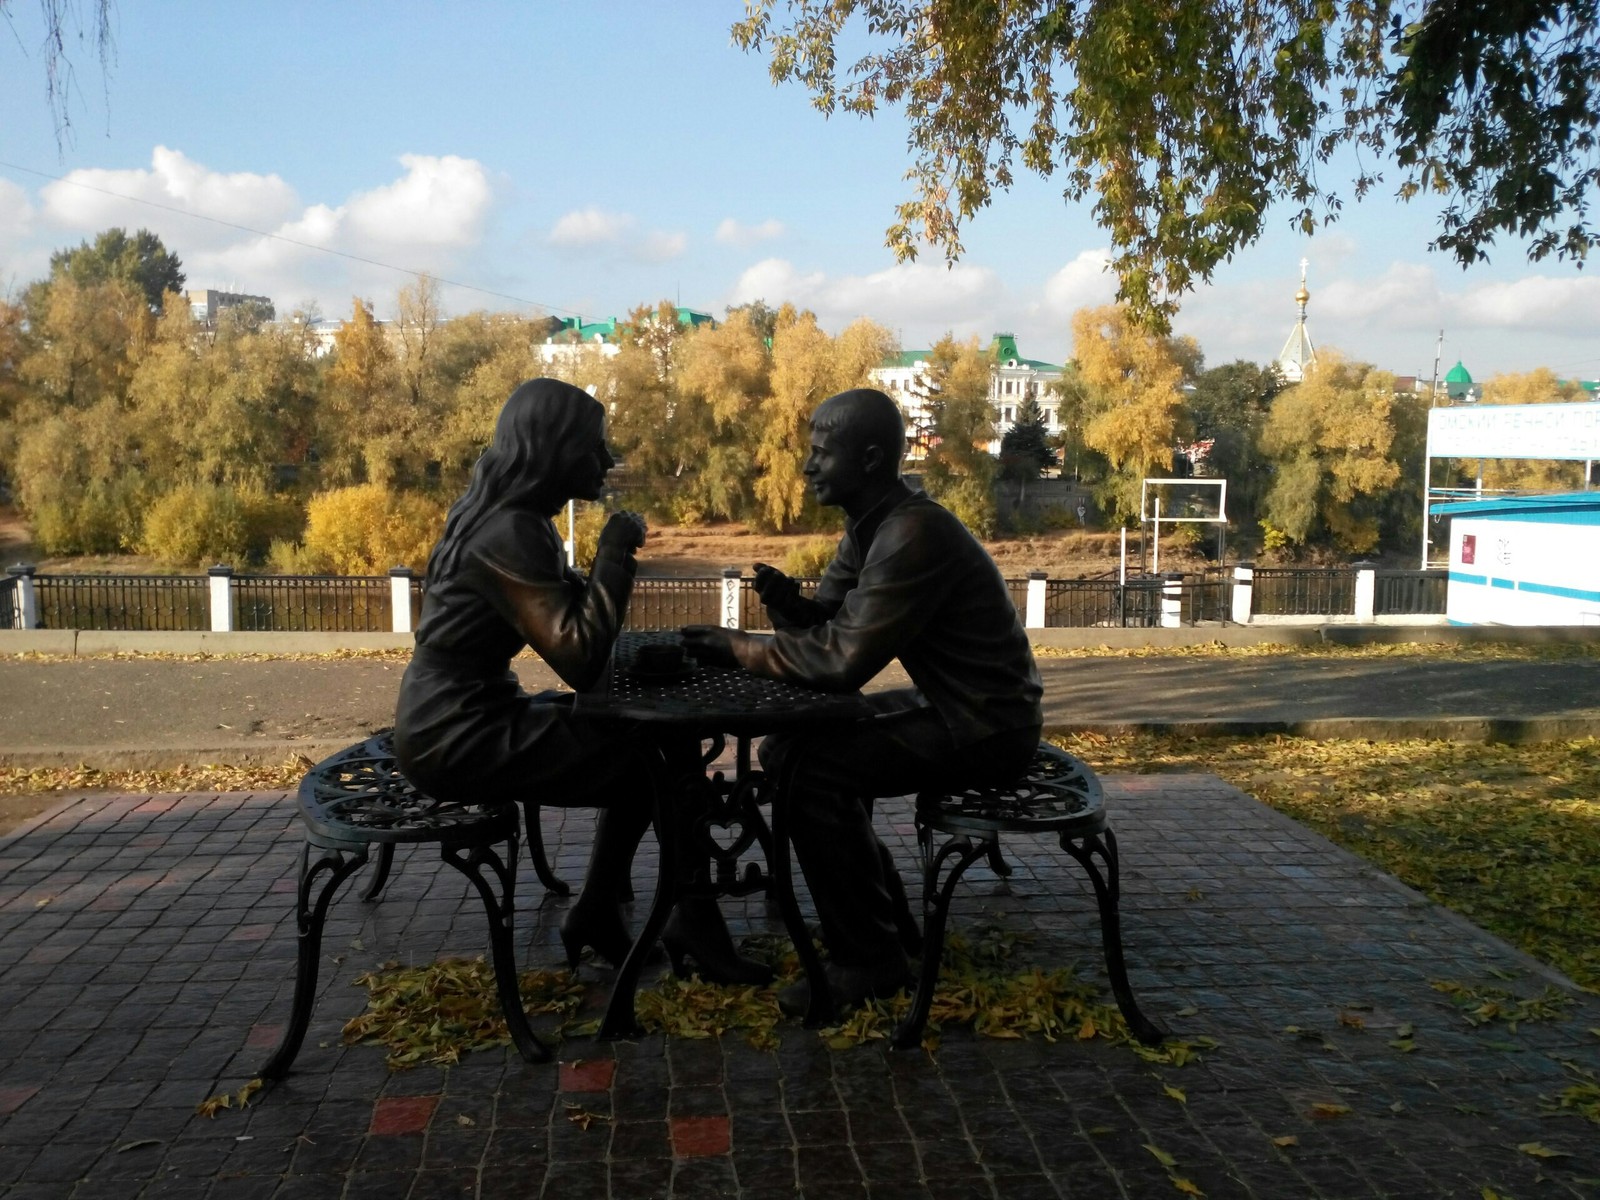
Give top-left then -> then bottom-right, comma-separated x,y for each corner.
552,425 -> 615,504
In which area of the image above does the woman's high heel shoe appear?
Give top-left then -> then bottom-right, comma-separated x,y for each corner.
661,899 -> 774,986
559,900 -> 633,969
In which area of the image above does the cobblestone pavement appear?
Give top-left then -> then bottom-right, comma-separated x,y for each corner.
1,774 -> 1597,1200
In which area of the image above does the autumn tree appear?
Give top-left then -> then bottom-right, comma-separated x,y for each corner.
1259,355 -> 1403,555
1072,304 -> 1194,522
756,307 -> 895,530
671,311 -> 770,522
47,228 -> 185,312
1183,360 -> 1286,527
735,1 -> 1600,329
919,334 -> 998,536
318,299 -> 408,488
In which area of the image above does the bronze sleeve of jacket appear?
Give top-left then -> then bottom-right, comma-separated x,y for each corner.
479,542 -> 637,692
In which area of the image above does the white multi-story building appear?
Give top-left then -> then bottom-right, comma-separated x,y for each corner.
869,333 -> 1065,457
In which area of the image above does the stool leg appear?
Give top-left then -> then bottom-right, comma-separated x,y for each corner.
892,834 -> 989,1050
1060,826 -> 1166,1045
359,843 -> 395,901
259,842 -> 369,1080
767,750 -> 834,1027
519,802 -> 572,897
444,836 -> 551,1064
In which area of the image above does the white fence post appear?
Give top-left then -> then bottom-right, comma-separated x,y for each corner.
1160,572 -> 1184,629
207,565 -> 233,633
1025,571 -> 1048,629
1231,562 -> 1254,625
6,564 -> 38,629
390,567 -> 415,634
721,568 -> 742,630
1353,561 -> 1377,623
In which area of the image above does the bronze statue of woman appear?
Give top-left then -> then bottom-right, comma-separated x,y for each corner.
394,377 -> 767,984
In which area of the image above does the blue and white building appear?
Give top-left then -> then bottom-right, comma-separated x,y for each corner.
1433,492 -> 1600,625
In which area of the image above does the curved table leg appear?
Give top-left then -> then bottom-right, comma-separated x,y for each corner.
359,843 -> 395,901
600,749 -> 670,1039
1060,826 -> 1166,1045
892,834 -> 989,1050
259,841 -> 370,1080
519,802 -> 571,897
444,834 -> 551,1064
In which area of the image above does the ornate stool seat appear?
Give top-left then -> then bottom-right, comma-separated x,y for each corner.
893,742 -> 1166,1050
259,732 -> 549,1078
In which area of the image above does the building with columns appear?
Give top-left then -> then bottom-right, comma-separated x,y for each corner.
869,333 -> 1066,458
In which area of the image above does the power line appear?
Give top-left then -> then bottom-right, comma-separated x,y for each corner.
0,158 -> 583,318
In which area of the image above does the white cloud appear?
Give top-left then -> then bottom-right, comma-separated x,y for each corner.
1452,274 -> 1600,334
714,217 -> 785,246
39,146 -> 300,247
636,230 -> 687,263
344,154 -> 490,248
727,258 -> 1003,343
549,207 -> 634,248
1035,249 -> 1116,325
0,177 -> 35,246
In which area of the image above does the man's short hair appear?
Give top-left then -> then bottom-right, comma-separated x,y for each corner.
811,388 -> 905,471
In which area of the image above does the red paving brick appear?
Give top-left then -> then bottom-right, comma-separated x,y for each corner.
370,1095 -> 439,1135
559,1059 -> 615,1093
672,1115 -> 731,1158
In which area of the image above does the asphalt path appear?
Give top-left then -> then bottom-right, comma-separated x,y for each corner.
3,650 -> 1598,767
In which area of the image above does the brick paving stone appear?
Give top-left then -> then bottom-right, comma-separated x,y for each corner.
0,781 -> 1598,1198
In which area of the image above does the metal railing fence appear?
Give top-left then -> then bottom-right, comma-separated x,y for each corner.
0,576 -> 15,630
1375,569 -> 1448,616
32,574 -> 209,631
233,575 -> 392,633
1251,567 -> 1355,617
1182,568 -> 1234,624
1043,576 -> 1165,627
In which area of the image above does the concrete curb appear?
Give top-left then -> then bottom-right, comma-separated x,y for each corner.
6,624 -> 1600,656
0,739 -> 360,771
1059,716 -> 1600,742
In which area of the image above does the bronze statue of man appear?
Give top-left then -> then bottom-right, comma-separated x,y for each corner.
684,387 -> 1043,1010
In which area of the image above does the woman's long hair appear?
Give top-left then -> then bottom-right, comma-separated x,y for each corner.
426,378 -> 603,583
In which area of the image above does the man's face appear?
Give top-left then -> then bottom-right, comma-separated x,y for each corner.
803,427 -> 868,508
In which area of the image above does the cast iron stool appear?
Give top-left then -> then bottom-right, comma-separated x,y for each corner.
259,732 -> 549,1078
891,742 -> 1167,1050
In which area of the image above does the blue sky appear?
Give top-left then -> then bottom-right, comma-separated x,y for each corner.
2,1 -> 1596,381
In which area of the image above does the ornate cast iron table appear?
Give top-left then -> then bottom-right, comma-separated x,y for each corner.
575,630 -> 869,1037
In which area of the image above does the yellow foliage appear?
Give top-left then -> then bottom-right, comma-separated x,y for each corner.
298,484 -> 445,574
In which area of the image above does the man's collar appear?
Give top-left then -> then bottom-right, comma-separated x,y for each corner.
846,480 -> 914,551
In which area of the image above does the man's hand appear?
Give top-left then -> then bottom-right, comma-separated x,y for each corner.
598,510 -> 647,553
681,624 -> 738,667
752,562 -> 800,610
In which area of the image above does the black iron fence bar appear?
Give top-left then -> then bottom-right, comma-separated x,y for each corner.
232,574 -> 392,633
1375,569 -> 1448,616
1250,567 -> 1354,617
625,577 -> 728,630
0,576 -> 15,630
1181,575 -> 1233,625
31,574 -> 210,632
